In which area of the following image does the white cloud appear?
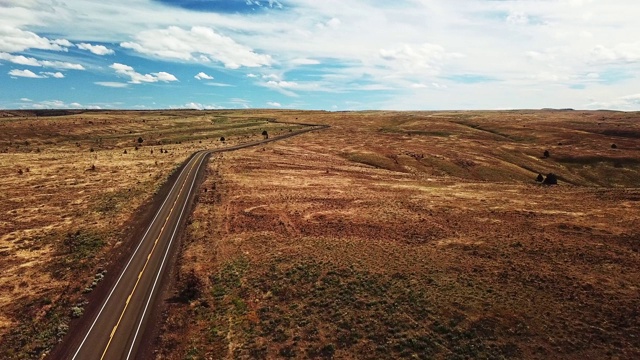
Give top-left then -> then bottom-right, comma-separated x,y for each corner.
121,26 -> 273,69
95,81 -> 129,88
153,71 -> 178,82
0,52 -> 40,66
506,12 -> 530,25
194,71 -> 214,80
0,52 -> 85,70
379,43 -> 461,75
9,69 -> 65,79
587,93 -> 640,110
0,26 -> 72,52
590,42 -> 640,63
291,58 -> 320,65
110,63 -> 178,84
267,101 -> 282,107
23,99 -> 101,109
316,17 -> 341,30
39,60 -> 84,70
205,82 -> 232,87
182,102 -> 222,110
42,71 -> 64,78
20,98 -> 32,102
4,0 -> 640,110
9,69 -> 43,78
77,43 -> 114,55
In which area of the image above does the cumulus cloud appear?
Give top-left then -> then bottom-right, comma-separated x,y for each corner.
590,42 -> 640,63
0,52 -> 85,70
0,26 -> 72,53
121,26 -> 272,69
182,102 -> 222,110
587,93 -> 640,110
110,63 -> 178,84
77,43 -> 114,55
154,71 -> 178,82
39,60 -> 84,70
194,72 -> 214,80
9,69 -> 42,78
9,69 -> 65,78
43,72 -> 64,78
379,43 -> 461,75
267,101 -> 282,107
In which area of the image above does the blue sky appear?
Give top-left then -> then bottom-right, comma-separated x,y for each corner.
1,0 -> 639,110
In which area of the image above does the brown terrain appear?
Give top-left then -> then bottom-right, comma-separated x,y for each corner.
0,110 -> 304,358
1,109 -> 639,359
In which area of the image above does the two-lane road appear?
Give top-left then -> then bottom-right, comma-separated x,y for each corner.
72,150 -> 209,360
52,124 -> 328,359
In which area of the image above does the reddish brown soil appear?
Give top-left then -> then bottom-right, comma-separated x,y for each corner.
157,110 -> 640,359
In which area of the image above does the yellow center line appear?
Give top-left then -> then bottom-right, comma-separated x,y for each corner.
99,153 -> 203,359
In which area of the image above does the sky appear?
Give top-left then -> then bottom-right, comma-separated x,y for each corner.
0,0 -> 639,111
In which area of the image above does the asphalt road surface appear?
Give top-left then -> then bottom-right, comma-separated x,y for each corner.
54,125 -> 326,360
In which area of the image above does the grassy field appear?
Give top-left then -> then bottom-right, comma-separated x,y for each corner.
0,110 -> 304,358
155,110 -> 640,359
1,109 -> 639,359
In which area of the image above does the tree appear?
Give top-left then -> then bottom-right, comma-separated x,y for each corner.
536,173 -> 544,182
137,137 -> 144,144
220,136 -> 225,142
262,130 -> 269,139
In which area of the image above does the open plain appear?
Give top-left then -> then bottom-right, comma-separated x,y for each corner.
1,110 -> 639,359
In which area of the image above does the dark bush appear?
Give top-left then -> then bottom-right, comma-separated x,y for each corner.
543,150 -> 550,158
220,137 -> 225,142
611,144 -> 617,149
178,269 -> 203,303
137,137 -> 144,144
543,173 -> 558,185
536,173 -> 544,182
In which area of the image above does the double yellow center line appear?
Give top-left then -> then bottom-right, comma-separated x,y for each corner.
100,152 -> 204,359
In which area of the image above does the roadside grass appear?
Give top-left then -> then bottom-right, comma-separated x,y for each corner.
0,110 -> 307,358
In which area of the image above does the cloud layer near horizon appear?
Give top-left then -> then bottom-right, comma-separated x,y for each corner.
1,0 -> 639,110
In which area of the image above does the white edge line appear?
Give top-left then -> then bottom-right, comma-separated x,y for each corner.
71,152 -> 202,360
125,152 -> 208,359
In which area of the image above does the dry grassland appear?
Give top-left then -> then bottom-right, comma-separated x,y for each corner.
158,110 -> 640,359
0,110 -> 303,358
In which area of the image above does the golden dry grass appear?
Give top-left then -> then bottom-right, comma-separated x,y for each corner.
157,110 -> 640,359
0,110 -> 303,357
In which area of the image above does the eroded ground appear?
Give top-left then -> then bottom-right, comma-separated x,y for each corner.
158,110 -> 640,359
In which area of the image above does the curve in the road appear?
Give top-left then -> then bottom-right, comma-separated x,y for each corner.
51,123 -> 327,360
